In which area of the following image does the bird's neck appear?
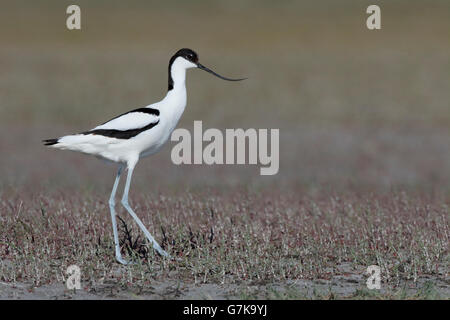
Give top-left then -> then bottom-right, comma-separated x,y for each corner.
164,64 -> 187,106
168,62 -> 187,91
164,63 -> 187,105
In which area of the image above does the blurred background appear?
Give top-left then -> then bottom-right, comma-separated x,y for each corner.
1,0 -> 449,195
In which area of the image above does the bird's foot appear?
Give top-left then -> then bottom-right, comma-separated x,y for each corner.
153,243 -> 170,258
160,250 -> 170,258
115,255 -> 136,265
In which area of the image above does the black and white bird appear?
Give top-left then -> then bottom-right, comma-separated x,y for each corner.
43,48 -> 245,264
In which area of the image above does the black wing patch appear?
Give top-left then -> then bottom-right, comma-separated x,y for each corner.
83,107 -> 160,140
83,120 -> 159,139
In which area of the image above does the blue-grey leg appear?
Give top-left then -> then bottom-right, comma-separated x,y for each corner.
108,165 -> 130,265
121,163 -> 169,258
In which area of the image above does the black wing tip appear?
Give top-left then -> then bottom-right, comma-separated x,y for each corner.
43,138 -> 59,146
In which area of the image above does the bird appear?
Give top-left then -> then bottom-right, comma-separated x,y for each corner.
43,48 -> 245,264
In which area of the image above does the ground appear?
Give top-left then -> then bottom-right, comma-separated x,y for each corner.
0,190 -> 448,299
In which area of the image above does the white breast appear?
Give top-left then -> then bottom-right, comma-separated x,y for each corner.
139,86 -> 187,158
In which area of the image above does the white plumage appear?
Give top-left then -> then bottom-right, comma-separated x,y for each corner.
94,111 -> 159,131
44,48 -> 245,264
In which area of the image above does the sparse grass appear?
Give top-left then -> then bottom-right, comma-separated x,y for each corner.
0,190 -> 448,299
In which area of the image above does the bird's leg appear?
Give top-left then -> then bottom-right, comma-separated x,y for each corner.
108,164 -> 131,265
121,163 -> 170,258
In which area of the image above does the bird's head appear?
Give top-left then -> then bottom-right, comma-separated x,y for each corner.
169,48 -> 246,81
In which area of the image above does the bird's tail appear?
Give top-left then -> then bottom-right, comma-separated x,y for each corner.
42,133 -> 115,154
43,138 -> 59,146
42,135 -> 81,149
